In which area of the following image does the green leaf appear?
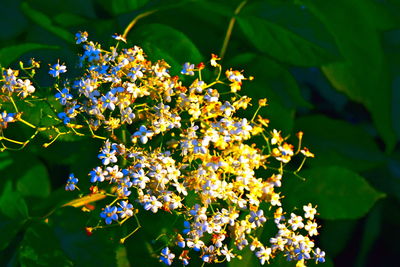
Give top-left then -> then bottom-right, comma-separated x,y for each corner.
0,180 -> 29,220
0,43 -> 59,67
355,202 -> 382,267
131,23 -> 203,75
295,115 -> 386,172
21,2 -> 74,43
0,151 -> 13,171
319,220 -> 357,258
51,207 -> 120,266
382,29 -> 400,149
116,245 -> 130,267
53,13 -> 88,27
237,1 -> 340,66
96,0 -> 150,15
17,163 -> 50,198
0,213 -> 25,251
19,222 -> 73,266
283,166 -> 385,220
228,247 -> 260,267
304,0 -> 396,151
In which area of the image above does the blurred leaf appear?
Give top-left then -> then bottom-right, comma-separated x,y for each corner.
96,0 -> 150,15
17,163 -> 50,198
0,0 -> 28,41
295,115 -> 386,172
53,13 -> 88,27
0,151 -> 13,171
21,2 -> 74,43
51,207 -> 119,266
355,202 -> 382,267
382,29 -> 400,147
304,0 -> 396,151
131,23 -> 203,75
319,220 -> 357,258
0,213 -> 25,251
228,246 -> 260,267
284,166 -> 385,220
0,180 -> 29,220
19,222 -> 73,266
0,43 -> 59,67
186,0 -> 234,18
116,245 -> 130,267
237,1 -> 340,66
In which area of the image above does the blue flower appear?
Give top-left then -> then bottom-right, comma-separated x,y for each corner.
117,200 -> 134,219
75,31 -> 88,44
49,62 -> 67,77
58,112 -> 70,125
65,173 -> 78,191
100,205 -> 118,224
160,247 -> 175,266
132,125 -> 154,144
100,92 -> 117,111
89,166 -> 106,183
249,210 -> 267,227
55,88 -> 73,105
0,111 -> 16,129
314,248 -> 325,263
181,62 -> 195,76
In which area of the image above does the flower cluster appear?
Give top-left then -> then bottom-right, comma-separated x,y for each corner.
59,33 -> 323,265
0,63 -> 39,133
0,31 -> 324,266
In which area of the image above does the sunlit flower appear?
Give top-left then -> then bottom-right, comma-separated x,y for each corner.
49,62 -> 67,77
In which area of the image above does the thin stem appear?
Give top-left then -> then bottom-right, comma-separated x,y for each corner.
295,157 -> 307,173
0,135 -> 24,145
219,0 -> 248,59
120,213 -> 142,244
122,9 -> 159,40
18,117 -> 36,129
9,96 -> 19,113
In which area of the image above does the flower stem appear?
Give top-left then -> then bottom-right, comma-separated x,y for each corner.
219,0 -> 248,60
122,9 -> 159,40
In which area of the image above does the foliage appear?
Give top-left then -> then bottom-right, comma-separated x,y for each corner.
0,0 -> 399,266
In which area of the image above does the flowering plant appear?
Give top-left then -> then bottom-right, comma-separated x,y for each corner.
0,29 -> 324,266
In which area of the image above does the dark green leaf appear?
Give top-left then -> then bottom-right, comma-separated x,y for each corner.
53,13 -> 88,27
237,1 -> 340,66
0,213 -> 24,251
0,151 -> 13,171
132,24 -> 203,75
0,0 -> 28,41
96,0 -> 150,15
21,2 -> 74,43
51,207 -> 120,266
17,163 -> 50,198
131,23 -> 203,75
0,180 -> 29,220
355,202 -> 382,267
295,115 -> 386,172
283,166 -> 385,220
0,43 -> 59,67
304,0 -> 396,151
19,222 -> 73,266
319,220 -> 357,258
